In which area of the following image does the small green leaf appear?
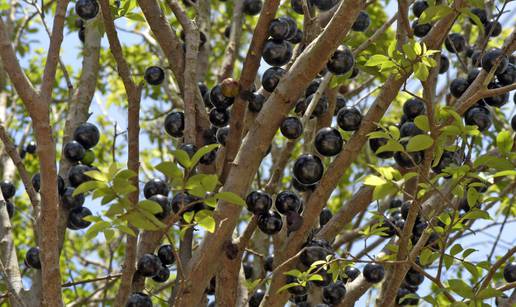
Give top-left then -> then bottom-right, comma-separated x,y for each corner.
138,200 -> 163,214
215,192 -> 246,206
414,115 -> 430,131
73,180 -> 106,196
377,139 -> 404,154
190,144 -> 220,167
448,279 -> 474,299
155,161 -> 183,179
171,150 -> 192,169
406,134 -> 433,152
419,5 -> 453,24
365,54 -> 391,67
496,131 -> 513,155
364,175 -> 386,186
195,210 -> 216,233
84,170 -> 106,182
414,62 -> 429,81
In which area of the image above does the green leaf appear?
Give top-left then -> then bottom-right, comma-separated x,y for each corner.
155,161 -> 183,179
419,5 -> 453,24
496,131 -> 513,155
377,139 -> 404,154
365,54 -> 391,67
171,150 -> 192,169
183,211 -> 195,224
460,8 -> 484,35
307,274 -> 323,281
284,269 -> 303,277
138,200 -> 163,214
414,62 -> 429,81
372,182 -> 398,200
402,43 -> 417,61
194,210 -> 216,233
85,221 -> 110,240
190,144 -> 220,167
215,192 -> 246,206
118,224 -> 136,236
406,134 -> 433,152
476,287 -> 502,299
364,175 -> 386,186
103,229 -> 115,241
84,170 -> 106,182
448,279 -> 474,299
466,187 -> 479,209
450,244 -> 463,256
414,115 -> 430,131
112,178 -> 137,195
461,210 -> 490,221
73,180 -> 107,196
276,283 -> 299,294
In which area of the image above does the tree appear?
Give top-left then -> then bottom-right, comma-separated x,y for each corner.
0,0 -> 515,306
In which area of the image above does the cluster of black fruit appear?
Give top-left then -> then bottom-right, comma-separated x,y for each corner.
18,140 -> 37,159
125,244 -> 176,306
74,0 -> 99,42
246,190 -> 306,235
59,122 -> 102,231
144,176 -> 213,220
1,180 -> 16,219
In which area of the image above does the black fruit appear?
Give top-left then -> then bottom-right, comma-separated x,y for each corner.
511,115 -> 516,130
432,150 -> 460,174
396,288 -> 419,305
25,141 -> 37,154
257,211 -> 283,235
144,66 -> 165,86
445,33 -> 466,53
164,111 -> 185,138
243,263 -> 254,279
74,122 -> 100,149
485,20 -> 502,37
24,247 -> 41,269
262,66 -> 285,92
248,93 -> 266,113
464,105 -> 491,131
264,256 -> 274,272
149,194 -> 172,220
269,18 -> 291,40
412,20 -> 432,38
394,148 -> 424,169
334,96 -> 346,115
404,268 -> 424,286
293,154 -> 324,185
450,78 -> 469,98
305,78 -> 321,97
311,268 -> 332,287
412,0 -> 428,18
363,263 -> 385,283
439,55 -> 449,74
469,8 -> 487,24
209,108 -> 230,127
342,266 -> 360,283
319,207 -> 332,226
246,190 -> 272,214
75,0 -> 99,20
291,0 -> 304,14
126,292 -> 152,307
286,275 -> 307,295
300,244 -> 332,267
280,117 -> 303,139
262,39 -> 293,66
243,0 -> 262,15
61,187 -> 85,209
314,127 -> 343,156
399,122 -> 423,138
68,206 -> 92,229
352,11 -> 370,32
249,288 -> 265,307
178,143 -> 197,159
322,280 -> 347,305
481,49 -> 508,74
216,126 -> 230,146
63,140 -> 86,162
369,134 -> 393,159
6,201 -> 14,218
497,63 -> 516,86
482,82 -> 509,107
275,190 -> 302,214
157,244 -> 175,265
1,180 -> 15,199
68,164 -> 92,188
467,67 -> 481,84
152,266 -> 170,283
288,29 -> 303,44
403,98 -> 425,119
327,46 -> 354,75
31,173 -> 65,195
137,254 -> 162,277
302,94 -> 329,118
292,177 -> 316,192
337,107 -> 362,131
210,84 -> 234,109
313,0 -> 338,11
504,262 -> 516,283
